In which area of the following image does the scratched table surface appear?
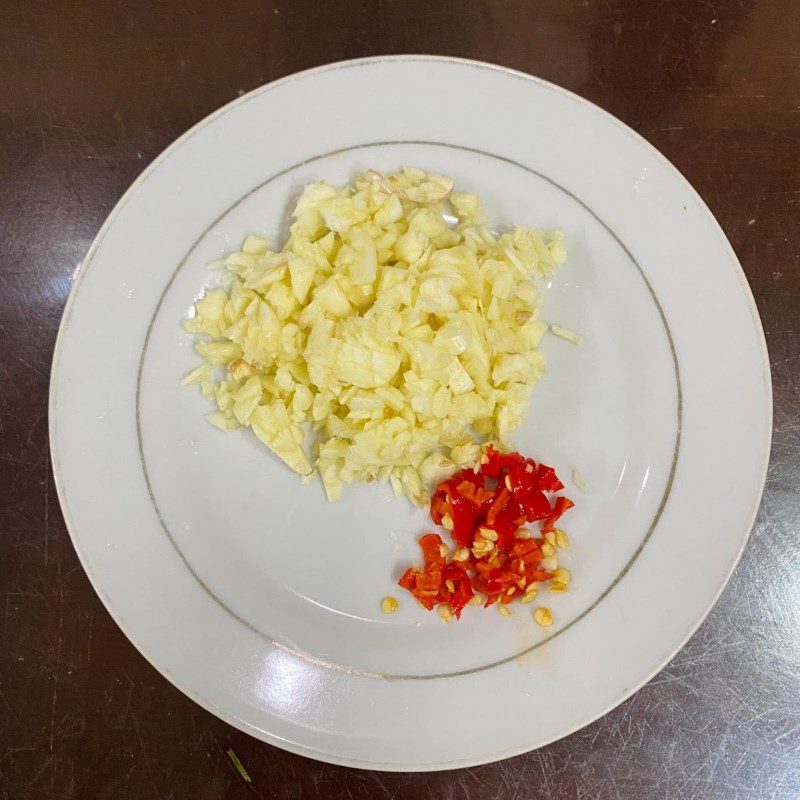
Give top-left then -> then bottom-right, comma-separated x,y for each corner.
2,1 -> 799,798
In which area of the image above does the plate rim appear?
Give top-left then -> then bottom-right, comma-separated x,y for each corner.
48,54 -> 773,771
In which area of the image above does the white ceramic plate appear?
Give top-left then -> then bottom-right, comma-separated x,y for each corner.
50,56 -> 771,770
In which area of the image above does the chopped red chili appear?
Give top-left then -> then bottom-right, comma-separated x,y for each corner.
485,487 -> 511,527
418,532 -> 445,565
455,480 -> 494,507
536,463 -> 564,493
542,496 -> 575,533
398,446 -> 575,618
520,490 -> 551,522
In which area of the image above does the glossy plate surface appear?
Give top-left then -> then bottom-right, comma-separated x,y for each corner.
49,56 -> 771,770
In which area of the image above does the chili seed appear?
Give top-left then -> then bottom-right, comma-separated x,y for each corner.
534,607 -> 554,627
552,568 -> 571,585
381,596 -> 399,614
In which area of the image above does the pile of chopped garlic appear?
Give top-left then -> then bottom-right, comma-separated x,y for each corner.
182,168 -> 566,504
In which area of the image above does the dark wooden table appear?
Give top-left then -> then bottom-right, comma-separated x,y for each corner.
2,1 -> 799,798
